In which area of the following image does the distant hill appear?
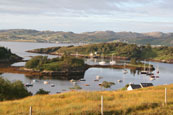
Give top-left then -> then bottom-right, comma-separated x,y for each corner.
0,29 -> 173,46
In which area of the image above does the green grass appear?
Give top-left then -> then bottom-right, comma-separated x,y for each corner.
0,84 -> 173,114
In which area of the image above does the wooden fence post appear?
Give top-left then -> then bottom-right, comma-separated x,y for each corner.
29,106 -> 32,115
101,96 -> 103,115
165,88 -> 167,105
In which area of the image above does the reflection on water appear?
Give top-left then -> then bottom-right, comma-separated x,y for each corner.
0,42 -> 173,94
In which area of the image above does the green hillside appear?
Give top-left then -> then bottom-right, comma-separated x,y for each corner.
28,42 -> 173,62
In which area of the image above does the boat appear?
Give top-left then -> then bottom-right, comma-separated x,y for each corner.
94,79 -> 99,81
141,61 -> 148,74
72,82 -> 77,86
80,78 -> 86,81
32,79 -> 39,83
150,75 -> 155,78
99,61 -> 106,65
25,83 -> 33,87
70,79 -> 75,82
110,54 -> 116,65
110,61 -> 116,65
117,80 -> 123,83
146,72 -> 154,75
84,84 -> 90,86
122,63 -> 128,74
51,84 -> 55,87
156,65 -> 159,74
146,62 -> 153,75
156,76 -> 159,78
123,70 -> 128,74
44,81 -> 49,84
99,54 -> 106,65
96,75 -> 103,80
150,77 -> 155,81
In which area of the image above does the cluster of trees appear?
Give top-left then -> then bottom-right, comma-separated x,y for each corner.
0,77 -> 32,101
55,42 -> 150,59
31,42 -> 173,61
0,47 -> 22,62
0,47 -> 12,59
25,56 -> 85,71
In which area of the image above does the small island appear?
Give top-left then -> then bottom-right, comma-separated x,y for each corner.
22,56 -> 88,79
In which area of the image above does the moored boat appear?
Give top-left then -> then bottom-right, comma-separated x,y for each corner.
25,83 -> 33,87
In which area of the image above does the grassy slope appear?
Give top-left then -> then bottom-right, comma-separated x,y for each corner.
0,85 -> 173,115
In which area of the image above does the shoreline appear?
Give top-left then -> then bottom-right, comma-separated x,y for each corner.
0,66 -> 87,80
27,50 -> 173,64
0,63 -> 154,79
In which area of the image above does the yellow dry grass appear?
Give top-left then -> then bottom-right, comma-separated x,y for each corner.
1,84 -> 173,115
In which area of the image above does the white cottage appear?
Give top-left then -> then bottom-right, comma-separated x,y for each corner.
127,84 -> 141,91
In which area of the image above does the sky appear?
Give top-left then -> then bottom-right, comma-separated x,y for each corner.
0,0 -> 173,33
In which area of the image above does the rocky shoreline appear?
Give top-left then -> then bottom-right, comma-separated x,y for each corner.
0,62 -> 154,80
0,65 -> 88,80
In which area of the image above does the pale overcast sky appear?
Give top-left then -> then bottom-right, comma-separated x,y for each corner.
0,0 -> 173,33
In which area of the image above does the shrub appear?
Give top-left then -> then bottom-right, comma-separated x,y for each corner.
35,89 -> 50,95
0,77 -> 32,101
25,56 -> 85,71
100,81 -> 115,88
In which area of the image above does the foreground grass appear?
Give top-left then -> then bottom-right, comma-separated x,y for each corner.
1,85 -> 173,115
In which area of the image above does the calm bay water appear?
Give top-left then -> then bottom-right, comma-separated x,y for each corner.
0,41 -> 173,94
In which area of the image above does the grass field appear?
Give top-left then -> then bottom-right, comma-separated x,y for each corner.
0,84 -> 173,115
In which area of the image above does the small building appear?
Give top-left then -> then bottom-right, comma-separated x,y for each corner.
140,83 -> 153,88
127,84 -> 142,91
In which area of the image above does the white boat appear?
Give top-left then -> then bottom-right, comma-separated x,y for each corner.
110,61 -> 116,65
51,84 -> 55,87
141,61 -> 148,74
96,75 -> 103,80
122,63 -> 128,74
99,61 -> 106,65
146,62 -> 153,75
44,81 -> 49,84
117,80 -> 123,83
156,65 -> 159,74
150,77 -> 155,81
70,79 -> 75,82
110,54 -> 116,65
32,79 -> 39,83
72,82 -> 77,86
123,70 -> 128,74
80,78 -> 86,81
99,54 -> 106,65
